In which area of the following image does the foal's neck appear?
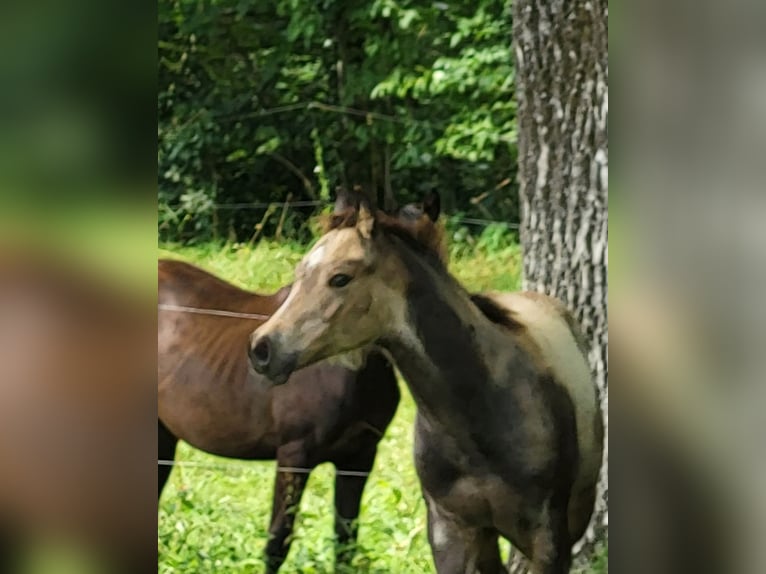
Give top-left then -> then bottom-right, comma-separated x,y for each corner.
382,243 -> 516,427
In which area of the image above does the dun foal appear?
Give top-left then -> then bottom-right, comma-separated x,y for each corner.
158,260 -> 399,572
248,200 -> 603,573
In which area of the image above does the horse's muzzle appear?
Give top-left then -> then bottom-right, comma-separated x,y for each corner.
248,333 -> 296,385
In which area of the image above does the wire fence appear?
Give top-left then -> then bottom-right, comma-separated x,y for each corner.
159,459 -> 371,478
207,199 -> 519,229
158,303 -> 271,320
204,100 -> 439,129
213,200 -> 325,210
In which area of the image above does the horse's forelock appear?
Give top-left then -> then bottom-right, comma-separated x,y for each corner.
322,208 -> 359,233
321,206 -> 446,264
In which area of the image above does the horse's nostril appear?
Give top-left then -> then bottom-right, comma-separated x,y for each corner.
252,338 -> 271,367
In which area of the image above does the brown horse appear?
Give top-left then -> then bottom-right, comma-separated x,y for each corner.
248,196 -> 604,574
158,214 -> 400,572
0,249 -> 156,574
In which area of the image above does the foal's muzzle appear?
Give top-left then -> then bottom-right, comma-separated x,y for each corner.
248,332 -> 297,385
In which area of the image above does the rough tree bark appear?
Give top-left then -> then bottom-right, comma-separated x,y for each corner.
510,0 -> 608,571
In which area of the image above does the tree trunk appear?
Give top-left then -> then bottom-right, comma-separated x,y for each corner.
510,0 -> 608,571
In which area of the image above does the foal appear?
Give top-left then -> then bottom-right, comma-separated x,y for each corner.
158,260 -> 399,572
248,201 -> 604,573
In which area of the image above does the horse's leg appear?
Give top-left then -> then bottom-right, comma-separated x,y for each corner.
473,531 -> 506,574
426,498 -> 506,574
529,495 -> 572,574
158,419 -> 178,499
264,445 -> 310,574
332,441 -> 378,566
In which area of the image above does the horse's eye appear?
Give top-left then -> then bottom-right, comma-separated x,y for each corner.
328,273 -> 353,288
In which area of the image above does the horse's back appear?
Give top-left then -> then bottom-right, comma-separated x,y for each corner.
161,259 -> 244,302
159,258 -> 291,312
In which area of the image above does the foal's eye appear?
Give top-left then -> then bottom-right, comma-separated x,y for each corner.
328,273 -> 353,288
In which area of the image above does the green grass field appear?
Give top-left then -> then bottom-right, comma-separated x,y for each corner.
157,240 -> 605,573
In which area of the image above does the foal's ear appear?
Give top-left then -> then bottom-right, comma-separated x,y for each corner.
357,200 -> 376,239
334,187 -> 357,213
422,191 -> 441,222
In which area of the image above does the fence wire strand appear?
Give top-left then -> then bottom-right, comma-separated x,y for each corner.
158,303 -> 270,320
213,200 -> 327,210
159,459 -> 371,478
204,199 -> 518,228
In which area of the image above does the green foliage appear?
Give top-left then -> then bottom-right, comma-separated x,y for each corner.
587,543 -> 609,574
158,0 -> 518,244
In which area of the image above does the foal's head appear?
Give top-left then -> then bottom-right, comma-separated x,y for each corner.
249,193 -> 443,383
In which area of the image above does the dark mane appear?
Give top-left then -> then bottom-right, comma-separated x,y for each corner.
323,207 -> 447,265
469,294 -> 525,332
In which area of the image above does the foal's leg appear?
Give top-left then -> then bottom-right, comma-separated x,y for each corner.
426,499 -> 506,574
158,419 -> 178,499
529,497 -> 572,574
333,442 -> 378,566
264,445 -> 310,574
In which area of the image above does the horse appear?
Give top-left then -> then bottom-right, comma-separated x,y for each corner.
158,197 -> 400,573
247,195 -> 604,573
0,249 -> 156,574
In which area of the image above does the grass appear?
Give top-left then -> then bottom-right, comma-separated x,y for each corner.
157,239 -> 606,573
157,234 -> 523,295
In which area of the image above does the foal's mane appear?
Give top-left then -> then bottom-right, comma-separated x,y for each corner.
324,206 -> 447,266
469,293 -> 525,333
